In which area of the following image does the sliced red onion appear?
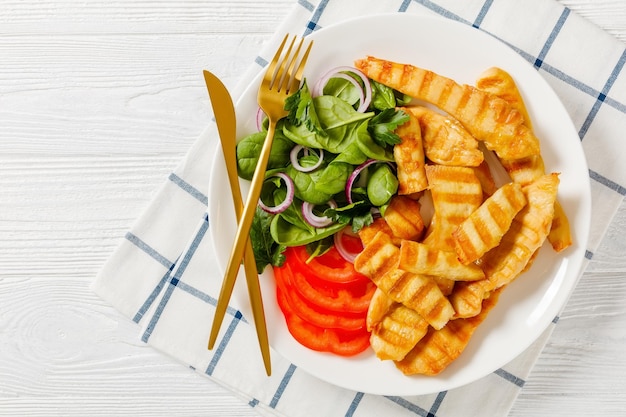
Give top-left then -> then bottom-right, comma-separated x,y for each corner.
345,159 -> 378,204
313,66 -> 372,112
256,107 -> 265,132
258,172 -> 295,214
334,227 -> 362,264
290,145 -> 324,172
301,200 -> 337,228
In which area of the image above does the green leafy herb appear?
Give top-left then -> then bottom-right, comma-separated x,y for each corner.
367,108 -> 410,147
284,80 -> 326,136
324,201 -> 374,233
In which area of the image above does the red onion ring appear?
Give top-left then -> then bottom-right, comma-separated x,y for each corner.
256,107 -> 265,132
290,145 -> 324,172
258,172 -> 295,214
345,159 -> 378,204
313,66 -> 372,112
301,200 -> 337,228
334,227 -> 362,264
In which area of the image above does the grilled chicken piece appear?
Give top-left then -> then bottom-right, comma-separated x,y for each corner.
383,195 -> 425,241
453,182 -> 527,264
448,279 -> 492,319
355,56 -> 541,160
403,106 -> 483,167
353,231 -> 399,278
421,165 -> 484,294
476,67 -> 572,253
358,217 -> 399,247
547,201 -> 572,252
394,109 -> 428,195
367,288 -> 429,361
395,288 -> 502,376
423,165 -> 483,251
475,66 -> 533,130
481,173 -> 559,290
354,232 -> 455,330
399,240 -> 485,281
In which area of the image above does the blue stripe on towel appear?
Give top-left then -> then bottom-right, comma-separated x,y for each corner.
473,0 -> 494,28
141,214 -> 209,342
494,368 -> 526,387
205,311 -> 244,376
412,0 -> 470,25
133,262 -> 176,323
579,49 -> 626,139
385,396 -> 430,416
168,172 -> 208,206
270,363 -> 297,408
125,232 -> 174,269
534,8 -> 570,69
344,392 -> 364,417
304,0 -> 329,35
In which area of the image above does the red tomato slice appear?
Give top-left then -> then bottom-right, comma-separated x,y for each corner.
288,245 -> 369,286
284,262 -> 374,314
275,284 -> 370,357
274,264 -> 366,331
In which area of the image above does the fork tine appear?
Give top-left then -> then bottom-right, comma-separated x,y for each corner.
272,36 -> 298,91
278,37 -> 303,92
262,34 -> 289,89
287,39 -> 313,94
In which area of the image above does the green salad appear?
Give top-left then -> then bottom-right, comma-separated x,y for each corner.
236,66 -> 411,272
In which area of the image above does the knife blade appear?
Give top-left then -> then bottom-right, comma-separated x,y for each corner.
203,70 -> 271,376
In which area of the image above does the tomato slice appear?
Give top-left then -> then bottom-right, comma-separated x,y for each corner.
288,245 -> 368,286
274,264 -> 366,331
273,244 -> 375,357
285,262 -> 374,314
275,284 -> 370,356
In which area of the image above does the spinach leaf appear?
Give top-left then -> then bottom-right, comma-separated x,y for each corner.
250,207 -> 286,273
370,79 -> 397,110
314,161 -> 352,195
271,188 -> 314,233
283,95 -> 374,155
270,214 -> 345,246
367,164 -> 398,206
354,121 -> 395,162
236,130 -> 294,180
370,79 -> 412,109
286,156 -> 335,204
282,119 -> 326,150
323,76 -> 362,107
313,96 -> 374,153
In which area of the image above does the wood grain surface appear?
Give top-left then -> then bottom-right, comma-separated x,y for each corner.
1,1 -> 624,416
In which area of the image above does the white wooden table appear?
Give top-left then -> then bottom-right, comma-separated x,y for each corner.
1,1 -> 624,415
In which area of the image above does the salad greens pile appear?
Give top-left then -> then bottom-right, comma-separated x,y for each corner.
236,69 -> 411,273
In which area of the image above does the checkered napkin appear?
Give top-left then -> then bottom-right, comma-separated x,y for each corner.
92,0 -> 626,416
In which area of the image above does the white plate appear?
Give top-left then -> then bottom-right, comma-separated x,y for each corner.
208,13 -> 591,395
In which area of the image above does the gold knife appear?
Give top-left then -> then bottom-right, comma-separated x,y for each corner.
203,70 -> 271,376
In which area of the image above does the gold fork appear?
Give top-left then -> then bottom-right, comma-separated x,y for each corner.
207,34 -> 313,360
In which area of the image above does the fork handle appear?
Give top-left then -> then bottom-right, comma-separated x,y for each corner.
208,119 -> 278,349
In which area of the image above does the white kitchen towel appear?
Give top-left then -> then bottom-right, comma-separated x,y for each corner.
92,0 -> 626,416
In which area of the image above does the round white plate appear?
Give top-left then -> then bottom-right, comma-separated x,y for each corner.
208,13 -> 591,395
